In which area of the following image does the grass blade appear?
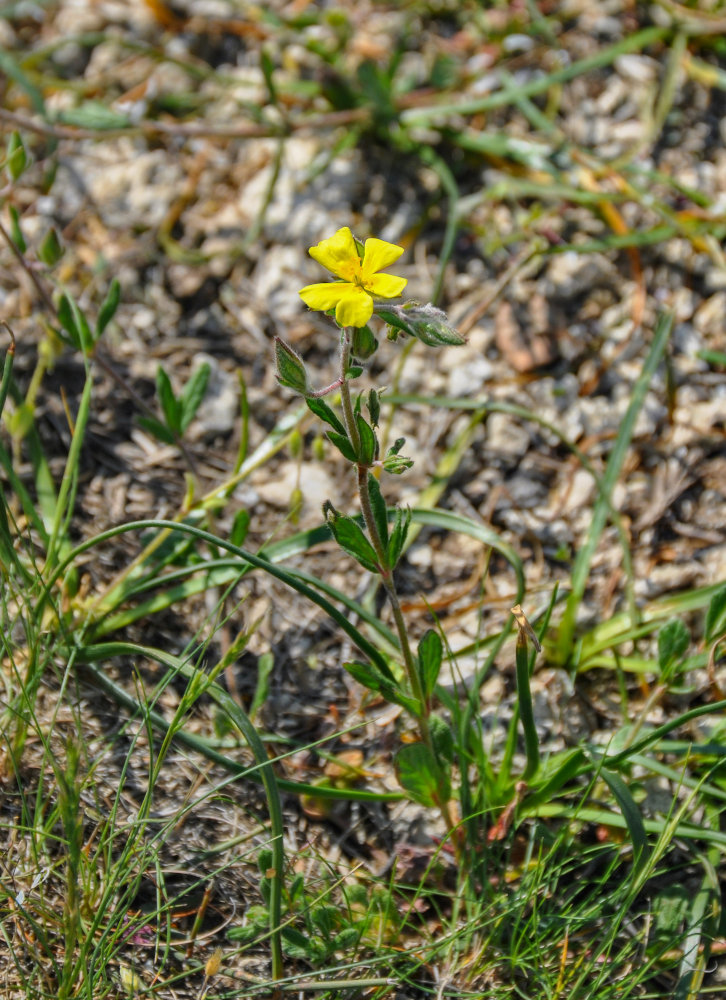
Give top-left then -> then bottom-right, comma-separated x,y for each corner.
555,312 -> 674,667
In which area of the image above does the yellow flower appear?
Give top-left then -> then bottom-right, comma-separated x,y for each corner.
299,227 -> 407,328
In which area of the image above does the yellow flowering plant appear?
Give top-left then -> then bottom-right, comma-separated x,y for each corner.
275,225 -> 473,849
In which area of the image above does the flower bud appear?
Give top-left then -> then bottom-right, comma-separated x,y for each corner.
351,324 -> 378,360
376,303 -> 466,347
274,337 -> 309,395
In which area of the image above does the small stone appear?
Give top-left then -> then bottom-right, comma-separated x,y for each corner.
255,461 -> 336,514
486,412 -> 530,458
693,292 -> 726,334
188,353 -> 238,438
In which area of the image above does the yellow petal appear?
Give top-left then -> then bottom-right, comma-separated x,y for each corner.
299,282 -> 347,311
334,286 -> 373,327
361,237 -> 404,277
309,227 -> 360,281
366,273 -> 407,299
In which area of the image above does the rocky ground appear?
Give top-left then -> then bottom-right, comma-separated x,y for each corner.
2,0 -> 726,995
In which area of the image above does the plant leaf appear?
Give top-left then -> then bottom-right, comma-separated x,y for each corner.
56,100 -> 130,129
356,413 -> 377,464
344,660 -> 418,711
367,388 -> 380,427
366,473 -> 388,553
324,504 -> 380,574
96,278 -> 121,338
418,628 -> 442,700
8,205 -> 26,253
705,584 -> 726,643
658,618 -> 690,677
230,509 -> 251,547
38,227 -> 64,266
388,505 -> 411,568
180,362 -> 211,433
600,767 -> 649,876
6,130 -> 27,181
156,366 -> 180,435
58,293 -> 93,352
326,430 -> 357,463
395,743 -> 449,807
137,415 -> 177,445
306,396 -> 346,436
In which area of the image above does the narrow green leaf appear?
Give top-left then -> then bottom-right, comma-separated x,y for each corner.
658,619 -> 690,678
79,640 -> 403,805
344,660 -> 418,712
600,767 -> 649,876
357,58 -> 395,118
137,415 -> 176,445
61,293 -> 93,352
0,49 -> 45,113
515,631 -> 540,780
260,48 -> 277,104
388,506 -> 411,568
96,278 -> 121,338
326,430 -> 357,463
557,312 -> 674,666
366,473 -> 388,552
230,509 -> 251,547
367,388 -> 380,427
705,584 -> 726,643
179,362 -> 211,433
0,332 -> 15,421
38,227 -> 64,266
8,205 -> 26,253
250,651 -> 274,721
6,130 -> 27,180
697,348 -> 726,369
57,293 -> 80,348
306,396 -> 346,436
524,748 -> 587,808
57,100 -> 130,130
156,366 -> 180,435
356,413 -> 377,465
395,743 -> 449,807
324,505 -> 380,574
418,628 -> 442,700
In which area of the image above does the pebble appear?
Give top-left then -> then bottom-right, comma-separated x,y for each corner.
693,292 -> 726,334
615,53 -> 660,84
546,252 -> 615,300
254,461 -> 336,514
485,412 -> 531,458
188,353 -> 239,438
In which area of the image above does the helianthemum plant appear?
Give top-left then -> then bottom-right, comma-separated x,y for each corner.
276,226 -> 468,845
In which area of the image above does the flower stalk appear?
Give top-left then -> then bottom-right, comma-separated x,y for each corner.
282,226 -> 467,849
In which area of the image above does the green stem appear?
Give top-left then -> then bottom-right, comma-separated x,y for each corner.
340,330 -> 422,709
339,329 -> 459,843
338,330 -> 361,457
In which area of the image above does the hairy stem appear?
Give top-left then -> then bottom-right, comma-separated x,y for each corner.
339,328 -> 460,843
338,331 -> 361,457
